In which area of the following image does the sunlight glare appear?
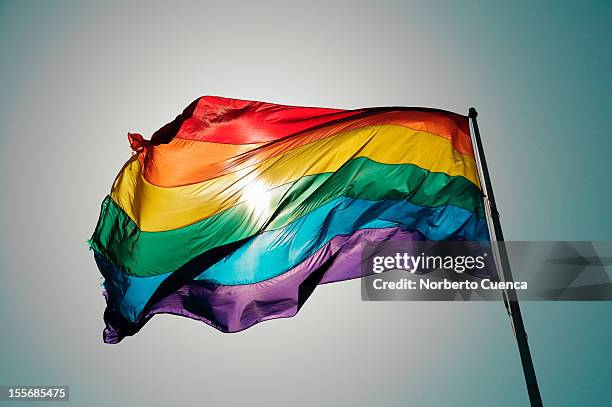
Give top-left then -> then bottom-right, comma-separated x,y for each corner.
242,180 -> 271,215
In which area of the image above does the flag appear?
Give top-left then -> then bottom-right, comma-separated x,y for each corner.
90,96 -> 487,343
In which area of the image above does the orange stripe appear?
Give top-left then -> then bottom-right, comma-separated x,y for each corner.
143,110 -> 474,187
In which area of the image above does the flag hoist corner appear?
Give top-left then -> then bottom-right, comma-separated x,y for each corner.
89,95 -> 489,343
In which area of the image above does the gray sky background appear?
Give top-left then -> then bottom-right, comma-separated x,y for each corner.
0,1 -> 610,406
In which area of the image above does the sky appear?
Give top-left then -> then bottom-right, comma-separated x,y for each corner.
0,1 -> 610,406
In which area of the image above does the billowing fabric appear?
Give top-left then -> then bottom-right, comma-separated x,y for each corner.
90,96 -> 488,343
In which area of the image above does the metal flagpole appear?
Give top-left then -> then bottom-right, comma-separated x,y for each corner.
468,108 -> 543,407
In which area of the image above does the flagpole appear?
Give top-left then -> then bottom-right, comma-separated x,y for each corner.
468,108 -> 543,407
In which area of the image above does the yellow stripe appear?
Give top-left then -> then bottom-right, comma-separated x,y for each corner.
111,124 -> 480,232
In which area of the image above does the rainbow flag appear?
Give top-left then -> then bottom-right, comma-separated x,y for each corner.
90,96 -> 488,343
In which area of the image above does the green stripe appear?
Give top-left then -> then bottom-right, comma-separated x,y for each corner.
90,157 -> 484,277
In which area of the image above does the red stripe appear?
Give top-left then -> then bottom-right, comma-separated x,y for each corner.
145,96 -> 473,155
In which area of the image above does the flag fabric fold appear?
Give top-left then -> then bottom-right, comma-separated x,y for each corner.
90,96 -> 487,343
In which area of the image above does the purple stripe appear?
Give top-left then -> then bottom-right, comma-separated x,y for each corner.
103,227 -> 427,343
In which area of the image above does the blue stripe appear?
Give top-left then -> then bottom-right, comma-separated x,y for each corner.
198,197 -> 487,284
